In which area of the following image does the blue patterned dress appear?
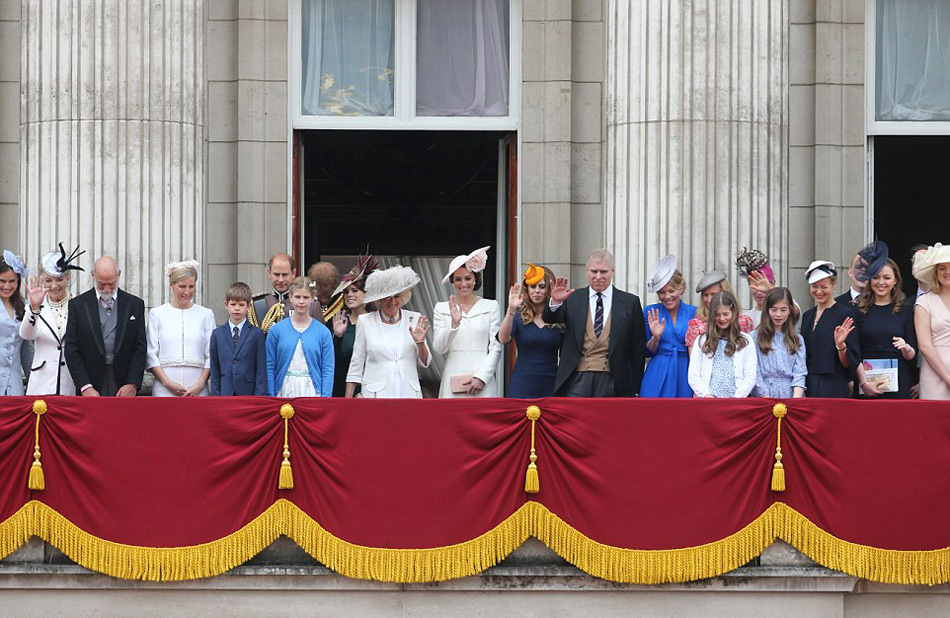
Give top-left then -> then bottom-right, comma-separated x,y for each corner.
709,340 -> 737,398
752,330 -> 807,398
641,302 -> 697,397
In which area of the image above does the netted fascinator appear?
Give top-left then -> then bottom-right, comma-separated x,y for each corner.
735,247 -> 773,282
852,241 -> 889,283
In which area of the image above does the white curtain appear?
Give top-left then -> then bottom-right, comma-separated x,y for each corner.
301,0 -> 395,116
416,0 -> 509,117
876,0 -> 950,121
378,256 -> 452,395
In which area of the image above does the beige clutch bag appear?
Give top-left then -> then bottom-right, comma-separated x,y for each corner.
450,374 -> 474,394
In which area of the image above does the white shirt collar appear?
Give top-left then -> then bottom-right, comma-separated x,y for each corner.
850,287 -> 860,300
229,318 -> 247,332
589,286 -> 613,301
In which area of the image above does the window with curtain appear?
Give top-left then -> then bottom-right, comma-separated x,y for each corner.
415,0 -> 510,117
876,0 -> 950,121
301,0 -> 396,116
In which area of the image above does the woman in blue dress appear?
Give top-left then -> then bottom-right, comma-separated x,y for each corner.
497,264 -> 562,398
0,251 -> 34,395
641,255 -> 696,397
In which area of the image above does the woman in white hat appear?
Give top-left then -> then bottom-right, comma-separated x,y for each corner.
147,260 -> 216,397
913,244 -> 950,400
345,266 -> 431,398
21,244 -> 83,395
641,255 -> 696,397
433,247 -> 503,398
800,260 -> 860,398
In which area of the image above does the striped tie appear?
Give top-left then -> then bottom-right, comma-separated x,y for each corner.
594,292 -> 604,338
232,326 -> 240,348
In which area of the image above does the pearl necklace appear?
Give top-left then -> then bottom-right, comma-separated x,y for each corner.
381,310 -> 400,324
47,293 -> 70,334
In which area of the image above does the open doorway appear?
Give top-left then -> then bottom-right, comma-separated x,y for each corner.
873,135 -> 950,296
296,130 -> 515,395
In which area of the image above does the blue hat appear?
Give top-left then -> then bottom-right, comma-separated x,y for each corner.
852,241 -> 889,283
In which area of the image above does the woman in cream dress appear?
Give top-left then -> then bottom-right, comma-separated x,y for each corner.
914,244 -> 950,400
147,261 -> 216,397
433,247 -> 503,398
346,266 -> 431,399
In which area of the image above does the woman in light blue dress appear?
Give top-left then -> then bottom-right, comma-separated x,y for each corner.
0,251 -> 34,395
753,288 -> 807,398
642,255 -> 697,397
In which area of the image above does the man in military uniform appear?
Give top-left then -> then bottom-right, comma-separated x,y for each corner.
249,253 -> 323,334
307,261 -> 345,329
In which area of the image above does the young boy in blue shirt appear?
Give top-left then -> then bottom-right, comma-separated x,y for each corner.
210,282 -> 269,396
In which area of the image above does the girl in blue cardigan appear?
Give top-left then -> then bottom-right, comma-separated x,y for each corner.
266,277 -> 334,397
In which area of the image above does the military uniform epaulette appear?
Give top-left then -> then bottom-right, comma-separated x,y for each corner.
252,291 -> 269,300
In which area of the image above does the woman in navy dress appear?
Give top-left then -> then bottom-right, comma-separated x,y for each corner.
853,257 -> 917,399
800,261 -> 860,398
641,255 -> 696,397
498,264 -> 562,398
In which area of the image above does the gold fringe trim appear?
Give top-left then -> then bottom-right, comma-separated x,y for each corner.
773,502 -> 950,586
0,500 -> 948,584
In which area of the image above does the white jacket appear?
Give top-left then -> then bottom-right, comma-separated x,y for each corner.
687,332 -> 757,398
346,310 -> 431,398
19,298 -> 74,396
432,298 -> 503,398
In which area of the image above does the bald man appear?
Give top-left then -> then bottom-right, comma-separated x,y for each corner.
64,256 -> 147,397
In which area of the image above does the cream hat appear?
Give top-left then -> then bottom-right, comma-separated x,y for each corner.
362,266 -> 421,305
805,260 -> 836,284
441,246 -> 490,285
913,243 -> 950,288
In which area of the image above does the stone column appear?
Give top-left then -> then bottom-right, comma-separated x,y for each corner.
604,0 -> 788,302
20,0 -> 204,306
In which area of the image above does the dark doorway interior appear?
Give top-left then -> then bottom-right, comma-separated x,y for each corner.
873,135 -> 950,296
301,130 -> 506,299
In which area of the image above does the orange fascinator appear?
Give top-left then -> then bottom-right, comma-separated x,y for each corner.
523,263 -> 545,286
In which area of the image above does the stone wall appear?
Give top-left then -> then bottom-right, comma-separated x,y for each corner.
787,0 -> 865,304
2,538 -> 948,617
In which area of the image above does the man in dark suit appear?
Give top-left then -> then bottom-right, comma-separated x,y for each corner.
835,252 -> 865,306
209,282 -> 268,396
544,249 -> 646,397
64,256 -> 147,397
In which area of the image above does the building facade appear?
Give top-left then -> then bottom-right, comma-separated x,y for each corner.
6,0 -> 946,315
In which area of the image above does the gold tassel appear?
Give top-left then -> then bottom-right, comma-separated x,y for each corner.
28,400 -> 47,491
771,403 -> 787,492
524,405 -> 541,494
278,403 -> 295,490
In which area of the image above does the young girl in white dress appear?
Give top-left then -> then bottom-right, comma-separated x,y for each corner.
688,291 -> 757,398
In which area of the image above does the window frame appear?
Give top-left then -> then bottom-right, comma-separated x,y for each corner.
864,0 -> 950,135
289,0 -> 522,131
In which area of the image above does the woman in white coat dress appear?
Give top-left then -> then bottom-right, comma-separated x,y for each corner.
21,245 -> 84,395
147,261 -> 216,397
433,247 -> 503,398
346,266 -> 431,398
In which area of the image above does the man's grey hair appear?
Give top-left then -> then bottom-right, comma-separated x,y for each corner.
586,248 -> 614,268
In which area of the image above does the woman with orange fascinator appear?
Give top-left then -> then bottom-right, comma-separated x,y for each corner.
497,264 -> 563,398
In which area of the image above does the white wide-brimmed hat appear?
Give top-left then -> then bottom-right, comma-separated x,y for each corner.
362,265 -> 421,304
913,243 -> 950,286
805,260 -> 836,284
646,254 -> 678,293
441,246 -> 490,285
